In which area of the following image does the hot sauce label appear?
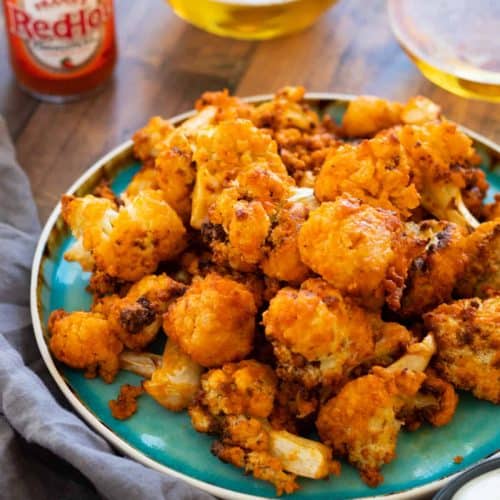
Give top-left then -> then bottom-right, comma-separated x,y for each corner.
5,0 -> 113,73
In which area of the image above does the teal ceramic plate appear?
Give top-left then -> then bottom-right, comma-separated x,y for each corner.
31,94 -> 500,500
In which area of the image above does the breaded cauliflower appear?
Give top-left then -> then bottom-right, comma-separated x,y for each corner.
253,86 -> 338,186
456,220 -> 500,298
298,196 -> 417,309
198,360 -> 277,418
132,116 -> 174,163
399,221 -> 469,317
48,310 -> 122,383
164,273 -> 257,367
191,119 -> 290,229
263,279 -> 375,391
395,121 -> 484,228
195,89 -> 256,122
341,95 -> 441,138
424,297 -> 500,403
62,189 -> 186,281
125,166 -> 159,198
94,273 -> 186,351
316,335 -> 436,487
154,130 -> 196,222
315,133 -> 420,218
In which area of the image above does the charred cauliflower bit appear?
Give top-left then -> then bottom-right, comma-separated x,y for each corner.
263,278 -> 375,391
399,220 -> 469,317
164,273 -> 257,367
48,310 -> 122,383
315,133 -> 420,218
424,297 -> 500,403
316,335 -> 436,487
298,195 -> 418,309
94,273 -> 186,351
62,190 -> 186,281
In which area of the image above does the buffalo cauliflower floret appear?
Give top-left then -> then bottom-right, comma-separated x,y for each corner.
48,310 -> 122,383
316,335 -> 436,487
298,196 -> 418,309
195,89 -> 256,122
94,273 -> 186,351
315,133 -> 420,218
132,116 -> 174,163
424,297 -> 500,403
395,121 -> 484,228
125,166 -> 159,198
456,220 -> 500,298
62,189 -> 187,281
163,273 -> 257,367
263,278 -> 375,391
190,118 -> 290,228
399,221 -> 469,317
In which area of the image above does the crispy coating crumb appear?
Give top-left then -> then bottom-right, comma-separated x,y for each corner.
48,310 -> 122,383
263,278 -> 374,390
454,456 -> 463,464
315,133 -> 420,218
132,116 -> 174,161
62,190 -> 187,281
456,220 -> 500,298
164,273 -> 257,367
298,196 -> 416,308
424,297 -> 500,403
109,383 -> 144,420
482,194 -> 500,221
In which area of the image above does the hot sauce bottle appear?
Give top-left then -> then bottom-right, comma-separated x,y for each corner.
3,0 -> 117,102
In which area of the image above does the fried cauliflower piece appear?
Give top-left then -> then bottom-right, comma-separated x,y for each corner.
125,166 -> 159,198
190,360 -> 338,493
94,273 -> 186,351
260,202 -> 310,284
143,338 -> 203,411
62,189 -> 186,281
190,119 -> 290,229
424,297 -> 500,403
164,273 -> 257,367
132,116 -> 174,163
456,220 -> 500,298
316,335 -> 436,487
48,310 -> 123,383
399,221 -> 469,317
482,194 -> 500,221
341,96 -> 403,138
109,383 -> 144,420
195,89 -> 256,122
315,133 -> 420,218
263,278 -> 375,391
395,121 -> 484,228
253,86 -> 338,186
341,95 -> 441,138
298,196 -> 418,309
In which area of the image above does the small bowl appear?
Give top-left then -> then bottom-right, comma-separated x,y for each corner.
433,457 -> 500,500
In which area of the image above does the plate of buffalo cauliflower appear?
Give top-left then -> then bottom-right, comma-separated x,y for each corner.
31,87 -> 500,499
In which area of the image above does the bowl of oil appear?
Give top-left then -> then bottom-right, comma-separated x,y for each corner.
167,0 -> 338,40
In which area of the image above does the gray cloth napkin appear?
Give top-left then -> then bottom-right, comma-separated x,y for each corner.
0,116 -> 214,500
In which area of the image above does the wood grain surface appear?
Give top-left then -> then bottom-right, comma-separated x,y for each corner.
1,0 -> 500,223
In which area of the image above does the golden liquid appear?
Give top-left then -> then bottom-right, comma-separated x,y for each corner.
388,0 -> 500,102
406,51 -> 500,103
167,0 -> 337,40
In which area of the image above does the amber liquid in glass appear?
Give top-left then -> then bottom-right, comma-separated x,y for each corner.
167,0 -> 337,40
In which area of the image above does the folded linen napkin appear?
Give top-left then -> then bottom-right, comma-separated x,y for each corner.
0,116 -> 214,500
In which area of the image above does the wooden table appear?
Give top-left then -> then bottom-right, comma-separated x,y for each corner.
1,0 -> 500,223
